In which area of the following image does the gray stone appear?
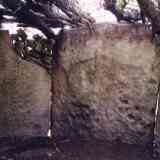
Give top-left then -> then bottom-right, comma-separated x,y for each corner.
52,23 -> 158,145
0,31 -> 51,137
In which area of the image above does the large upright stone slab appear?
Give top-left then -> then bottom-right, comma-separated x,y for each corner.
0,31 -> 51,137
52,23 -> 157,145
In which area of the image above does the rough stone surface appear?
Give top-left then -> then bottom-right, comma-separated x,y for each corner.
0,31 -> 51,137
52,23 -> 158,145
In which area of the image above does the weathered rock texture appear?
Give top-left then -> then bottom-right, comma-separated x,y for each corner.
52,23 -> 158,145
0,31 -> 51,137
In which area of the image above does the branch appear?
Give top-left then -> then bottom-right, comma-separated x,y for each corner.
137,0 -> 160,35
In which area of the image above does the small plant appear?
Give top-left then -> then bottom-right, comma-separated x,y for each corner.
11,29 -> 53,72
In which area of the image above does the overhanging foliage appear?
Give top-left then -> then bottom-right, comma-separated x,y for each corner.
0,0 -> 93,39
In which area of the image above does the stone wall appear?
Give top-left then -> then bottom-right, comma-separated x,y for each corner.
0,23 -> 158,145
52,23 -> 158,145
0,31 -> 51,137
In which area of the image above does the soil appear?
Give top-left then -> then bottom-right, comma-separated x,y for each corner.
0,138 -> 153,160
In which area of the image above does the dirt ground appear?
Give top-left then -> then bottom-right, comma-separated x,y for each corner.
0,138 -> 153,160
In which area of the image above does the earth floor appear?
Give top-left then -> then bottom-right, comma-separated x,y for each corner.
0,138 -> 154,160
